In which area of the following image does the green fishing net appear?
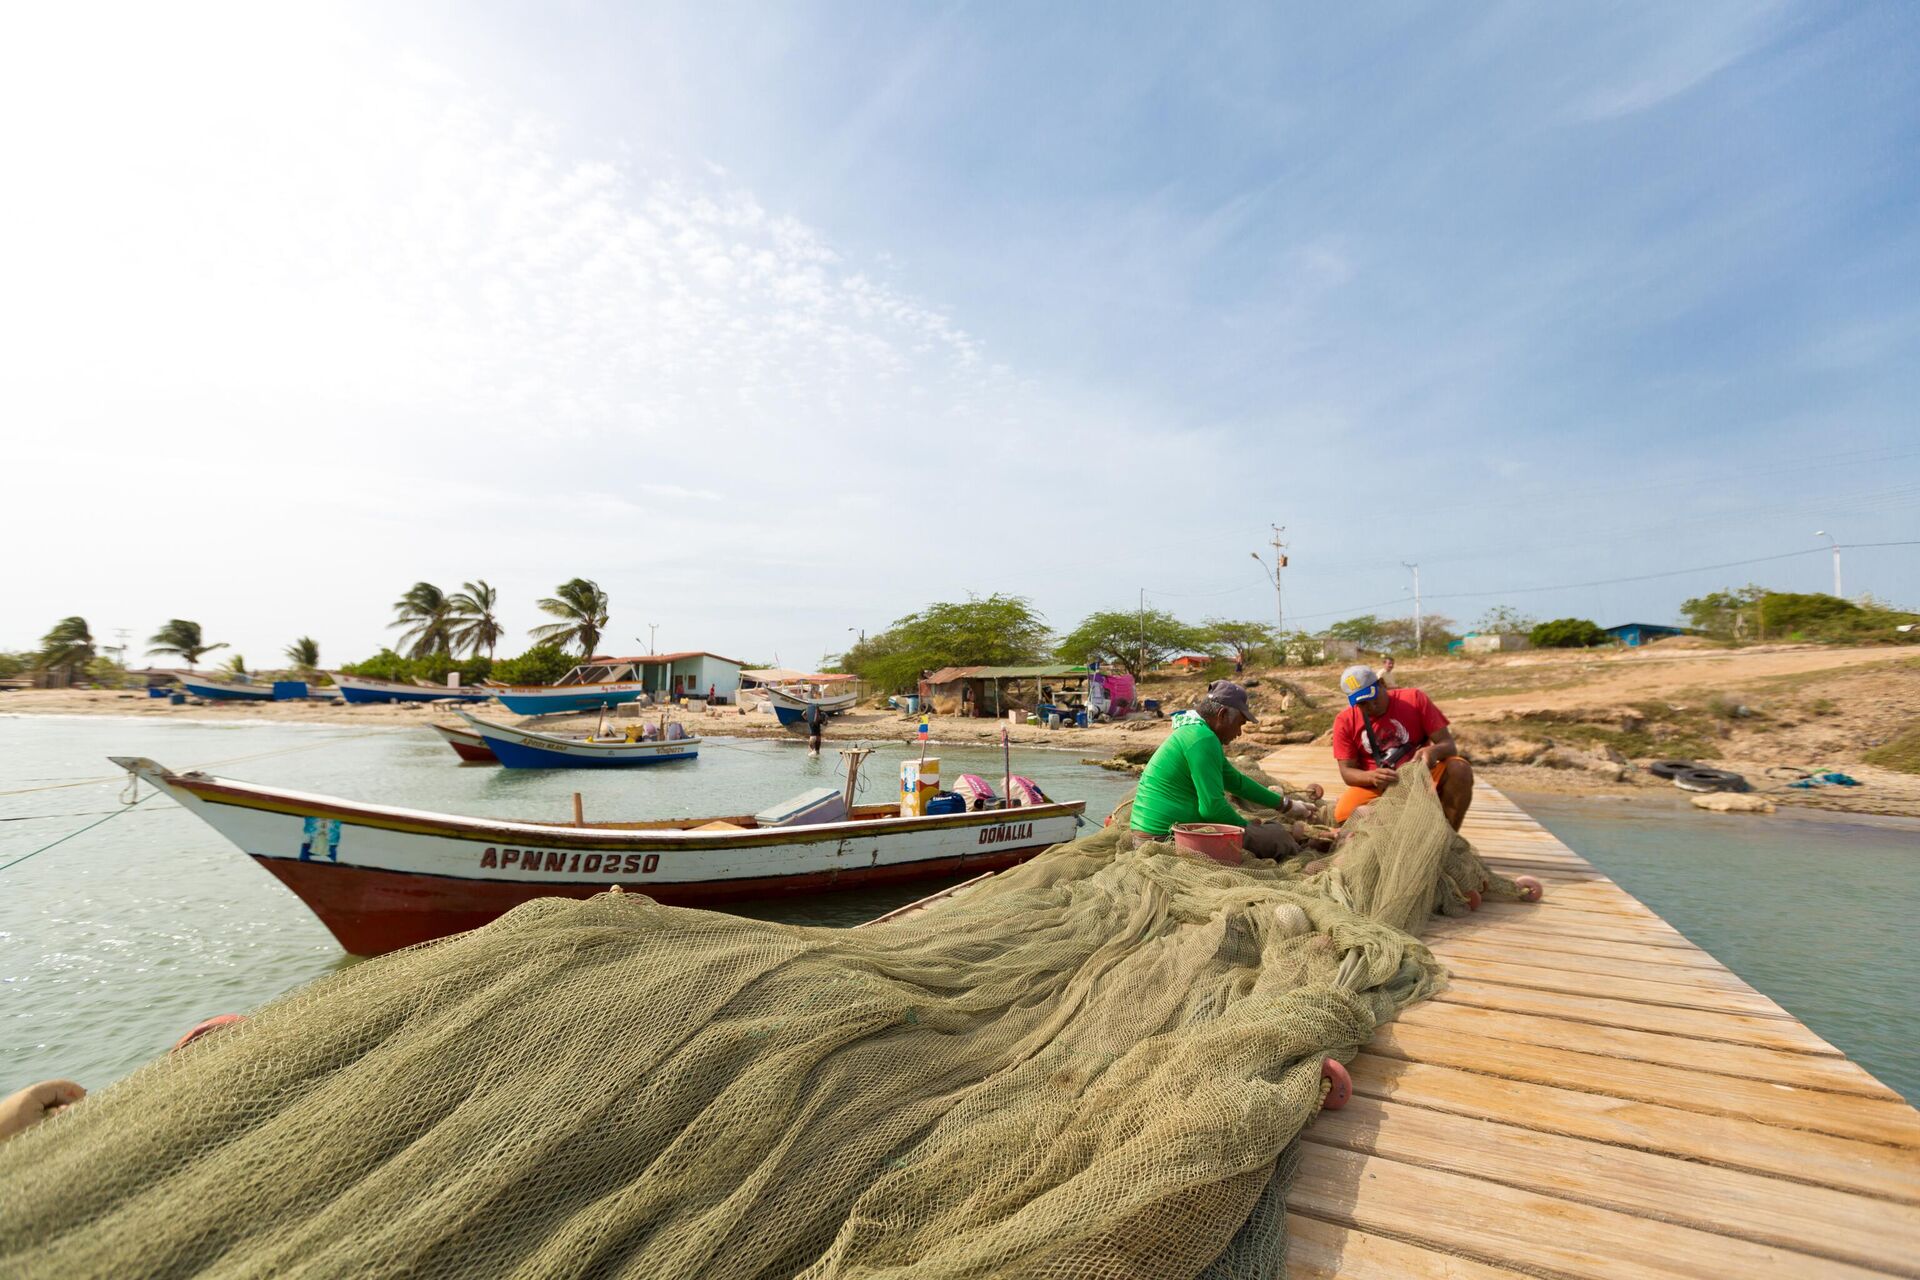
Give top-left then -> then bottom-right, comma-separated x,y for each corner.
1,771 -> 1516,1278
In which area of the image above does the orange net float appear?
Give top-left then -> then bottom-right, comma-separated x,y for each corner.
1513,874 -> 1544,902
1465,889 -> 1482,911
1319,1058 -> 1352,1110
171,1014 -> 246,1052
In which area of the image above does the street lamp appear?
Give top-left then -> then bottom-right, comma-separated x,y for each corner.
1813,532 -> 1843,598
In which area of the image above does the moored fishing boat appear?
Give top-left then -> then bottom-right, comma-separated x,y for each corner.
332,673 -> 493,705
429,721 -> 497,763
766,685 -> 859,726
454,710 -> 699,768
111,755 -> 1085,955
177,672 -> 274,701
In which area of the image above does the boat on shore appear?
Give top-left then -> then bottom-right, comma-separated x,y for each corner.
454,710 -> 699,769
766,685 -> 859,727
332,673 -> 492,705
112,755 -> 1084,955
429,721 -> 497,763
177,672 -> 274,701
491,661 -> 653,716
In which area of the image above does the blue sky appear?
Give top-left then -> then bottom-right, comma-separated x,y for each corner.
2,2 -> 1915,666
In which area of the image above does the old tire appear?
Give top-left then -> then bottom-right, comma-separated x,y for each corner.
1675,768 -> 1747,794
1648,759 -> 1696,779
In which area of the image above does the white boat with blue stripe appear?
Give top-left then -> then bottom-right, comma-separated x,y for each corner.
455,709 -> 698,768
331,673 -> 493,705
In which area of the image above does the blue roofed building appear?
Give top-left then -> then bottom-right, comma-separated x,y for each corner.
1603,623 -> 1691,647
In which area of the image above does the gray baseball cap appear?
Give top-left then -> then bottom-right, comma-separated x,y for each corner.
1205,680 -> 1257,722
1340,664 -> 1381,705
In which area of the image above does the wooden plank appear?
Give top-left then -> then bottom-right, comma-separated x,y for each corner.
1423,919 -> 1726,968
1283,1213 -> 1535,1279
1367,1021 -> 1920,1147
1290,1143 -> 1891,1279
1307,1097 -> 1920,1275
1435,980 -> 1845,1056
1428,938 -> 1761,993
1393,1001 -> 1904,1100
1350,1055 -> 1920,1204
1432,912 -> 1712,951
1438,954 -> 1792,1018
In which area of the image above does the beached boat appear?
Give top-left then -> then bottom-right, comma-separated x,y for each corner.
331,673 -> 492,705
177,672 -> 274,701
491,661 -> 652,716
766,685 -> 859,727
111,755 -> 1085,954
429,721 -> 497,763
453,710 -> 699,769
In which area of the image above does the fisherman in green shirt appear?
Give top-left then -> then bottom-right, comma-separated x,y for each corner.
1129,680 -> 1316,858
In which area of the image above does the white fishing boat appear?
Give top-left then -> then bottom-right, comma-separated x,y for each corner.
112,754 -> 1084,955
765,684 -> 860,726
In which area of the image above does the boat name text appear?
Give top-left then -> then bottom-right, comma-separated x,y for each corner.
480,847 -> 660,876
977,822 -> 1033,846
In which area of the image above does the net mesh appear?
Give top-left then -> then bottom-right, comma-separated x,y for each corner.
1,771 -> 1516,1279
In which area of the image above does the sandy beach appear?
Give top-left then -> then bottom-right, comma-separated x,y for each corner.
8,638 -> 1917,816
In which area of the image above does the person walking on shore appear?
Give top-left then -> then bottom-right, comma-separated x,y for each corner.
1330,664 -> 1473,830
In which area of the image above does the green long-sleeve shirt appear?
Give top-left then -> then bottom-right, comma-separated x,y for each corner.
1129,711 -> 1286,835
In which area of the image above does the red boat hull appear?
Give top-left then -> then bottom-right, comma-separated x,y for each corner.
256,846 -> 1043,955
446,740 -> 496,763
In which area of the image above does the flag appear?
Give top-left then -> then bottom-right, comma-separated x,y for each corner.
917,718 -> 930,741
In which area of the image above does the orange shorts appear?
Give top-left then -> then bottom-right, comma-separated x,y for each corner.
1334,761 -> 1450,824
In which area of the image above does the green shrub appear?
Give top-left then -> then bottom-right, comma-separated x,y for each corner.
1863,724 -> 1920,775
1529,618 -> 1609,649
339,649 -> 415,682
491,644 -> 578,686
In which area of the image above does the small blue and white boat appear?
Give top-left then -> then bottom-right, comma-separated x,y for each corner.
455,710 -> 698,769
765,685 -> 859,727
177,672 -> 274,701
331,674 -> 493,705
490,661 -> 651,716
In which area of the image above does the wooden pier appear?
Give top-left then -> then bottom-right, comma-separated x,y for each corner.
1263,745 -> 1920,1279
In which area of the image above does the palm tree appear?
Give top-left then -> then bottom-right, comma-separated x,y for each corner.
284,636 -> 321,670
529,577 -> 611,657
390,582 -> 456,659
221,653 -> 248,677
147,619 -> 228,668
449,580 -> 503,659
38,616 -> 95,671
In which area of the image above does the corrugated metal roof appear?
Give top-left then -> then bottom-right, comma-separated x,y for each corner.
924,664 -> 1086,683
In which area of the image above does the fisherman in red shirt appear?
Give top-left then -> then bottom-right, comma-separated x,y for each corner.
1330,663 -> 1474,830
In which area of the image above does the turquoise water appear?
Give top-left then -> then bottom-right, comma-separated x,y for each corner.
1512,792 -> 1920,1103
0,716 -> 1136,1091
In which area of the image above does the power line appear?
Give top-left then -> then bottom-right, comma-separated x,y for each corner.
1283,540 -> 1920,625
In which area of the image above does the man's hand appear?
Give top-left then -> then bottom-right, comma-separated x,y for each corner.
0,1079 -> 85,1141
1367,767 -> 1399,789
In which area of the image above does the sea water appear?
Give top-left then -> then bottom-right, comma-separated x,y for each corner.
0,716 -> 1136,1089
5,716 -> 1915,1105
1514,792 -> 1920,1103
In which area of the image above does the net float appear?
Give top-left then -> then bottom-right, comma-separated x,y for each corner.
1514,875 -> 1544,902
172,1014 -> 246,1052
1320,1058 -> 1352,1110
1466,889 -> 1482,911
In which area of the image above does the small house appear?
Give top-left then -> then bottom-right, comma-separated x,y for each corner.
586,653 -> 745,701
1602,623 -> 1689,648
919,665 -> 1089,718
1167,655 -> 1214,673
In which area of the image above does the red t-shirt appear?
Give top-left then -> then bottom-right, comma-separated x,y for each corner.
1331,688 -> 1448,769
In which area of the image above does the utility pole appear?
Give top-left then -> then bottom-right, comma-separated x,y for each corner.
1250,524 -> 1288,638
1814,531 -> 1843,599
1403,562 -> 1422,652
1138,588 -> 1146,677
647,623 -> 658,655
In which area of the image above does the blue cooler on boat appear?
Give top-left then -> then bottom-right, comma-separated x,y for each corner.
924,792 -> 965,816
